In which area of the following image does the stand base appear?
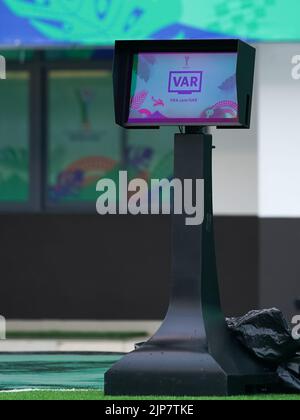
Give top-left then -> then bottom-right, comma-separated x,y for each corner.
105,345 -> 278,397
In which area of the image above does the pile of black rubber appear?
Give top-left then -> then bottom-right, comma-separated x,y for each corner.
227,308 -> 300,392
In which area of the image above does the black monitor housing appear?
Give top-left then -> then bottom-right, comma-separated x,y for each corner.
113,39 -> 255,129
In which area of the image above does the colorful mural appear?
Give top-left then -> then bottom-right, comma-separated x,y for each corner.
48,70 -> 121,203
0,0 -> 299,47
48,69 -> 174,204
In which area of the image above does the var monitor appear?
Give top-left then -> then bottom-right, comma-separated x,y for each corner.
113,40 -> 255,129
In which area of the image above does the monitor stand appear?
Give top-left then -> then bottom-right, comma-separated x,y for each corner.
105,127 -> 278,396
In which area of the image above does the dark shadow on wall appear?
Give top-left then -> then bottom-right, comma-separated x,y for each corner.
259,218 -> 300,322
0,215 -> 259,320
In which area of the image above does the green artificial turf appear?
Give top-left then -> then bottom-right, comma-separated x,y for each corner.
6,331 -> 147,340
0,391 -> 299,401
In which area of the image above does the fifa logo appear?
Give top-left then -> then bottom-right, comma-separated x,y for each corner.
0,55 -> 6,80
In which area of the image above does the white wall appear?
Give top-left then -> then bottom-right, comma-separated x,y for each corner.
212,61 -> 258,216
213,43 -> 300,218
258,43 -> 300,217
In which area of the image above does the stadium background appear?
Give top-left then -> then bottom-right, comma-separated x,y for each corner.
0,0 -> 299,325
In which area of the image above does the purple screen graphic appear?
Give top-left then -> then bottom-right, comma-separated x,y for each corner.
128,52 -> 239,126
168,71 -> 203,94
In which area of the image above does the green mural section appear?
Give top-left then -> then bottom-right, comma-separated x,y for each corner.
127,129 -> 174,181
0,72 -> 29,202
127,128 -> 174,204
181,0 -> 300,41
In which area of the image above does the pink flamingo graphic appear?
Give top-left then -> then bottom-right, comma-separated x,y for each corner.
151,96 -> 165,107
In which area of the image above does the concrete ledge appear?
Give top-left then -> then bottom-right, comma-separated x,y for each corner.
6,321 -> 161,335
0,338 -> 147,353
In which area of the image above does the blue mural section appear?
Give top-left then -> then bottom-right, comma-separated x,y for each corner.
0,0 -> 231,47
0,1 -> 50,46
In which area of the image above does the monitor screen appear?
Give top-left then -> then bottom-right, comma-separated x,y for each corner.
127,52 -> 239,126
